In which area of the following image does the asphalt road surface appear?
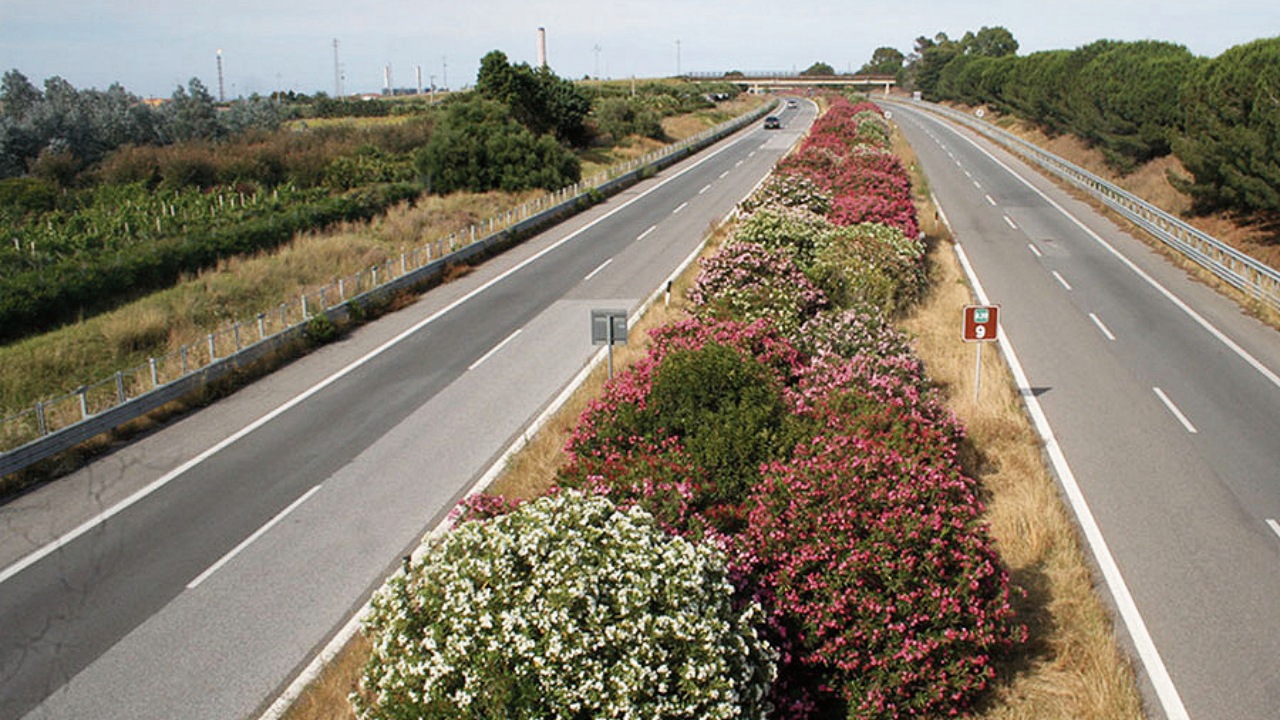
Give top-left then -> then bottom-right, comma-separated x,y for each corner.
0,99 -> 816,720
888,100 -> 1280,720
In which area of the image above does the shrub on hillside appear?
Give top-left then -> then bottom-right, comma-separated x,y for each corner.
355,491 -> 776,720
415,97 -> 580,194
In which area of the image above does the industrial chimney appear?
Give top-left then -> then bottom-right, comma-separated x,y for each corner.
537,27 -> 548,69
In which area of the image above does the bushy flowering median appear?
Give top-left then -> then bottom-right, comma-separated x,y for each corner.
354,491 -> 776,720
360,94 -> 1023,720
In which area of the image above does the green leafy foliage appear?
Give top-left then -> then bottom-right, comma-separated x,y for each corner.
476,50 -> 591,147
1174,36 -> 1280,217
415,97 -> 579,194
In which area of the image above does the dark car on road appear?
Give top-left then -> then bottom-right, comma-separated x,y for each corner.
764,116 -> 781,129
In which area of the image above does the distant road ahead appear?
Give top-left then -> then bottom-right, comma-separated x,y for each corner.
0,100 -> 816,720
889,100 -> 1280,720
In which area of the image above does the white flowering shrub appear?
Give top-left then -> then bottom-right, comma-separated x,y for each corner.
354,490 -> 776,720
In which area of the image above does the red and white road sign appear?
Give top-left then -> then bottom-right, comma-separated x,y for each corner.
962,304 -> 1000,342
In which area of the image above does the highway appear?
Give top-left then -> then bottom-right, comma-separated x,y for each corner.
888,101 -> 1280,720
0,99 -> 816,720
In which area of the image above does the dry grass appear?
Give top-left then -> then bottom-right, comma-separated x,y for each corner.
281,634 -> 370,720
902,238 -> 1144,720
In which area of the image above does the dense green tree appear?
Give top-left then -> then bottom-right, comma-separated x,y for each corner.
165,78 -> 222,143
1175,36 -> 1280,217
859,47 -> 905,76
415,97 -> 579,194
475,50 -> 590,146
801,61 -> 836,76
1067,41 -> 1202,170
962,26 -> 1019,57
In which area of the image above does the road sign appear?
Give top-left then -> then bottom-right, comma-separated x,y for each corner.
591,308 -> 628,380
591,309 -> 628,346
963,304 -> 999,342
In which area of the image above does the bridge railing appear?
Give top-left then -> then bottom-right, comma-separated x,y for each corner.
892,99 -> 1280,313
0,100 -> 778,476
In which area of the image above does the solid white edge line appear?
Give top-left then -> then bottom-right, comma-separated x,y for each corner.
1028,243 -> 1043,258
1267,518 -> 1280,539
0,118 -> 758,588
953,242 -> 1191,720
928,105 -> 1280,394
467,329 -> 522,372
187,484 -> 322,590
583,257 -> 613,282
1153,387 -> 1199,434
1089,313 -> 1117,341
1053,270 -> 1073,291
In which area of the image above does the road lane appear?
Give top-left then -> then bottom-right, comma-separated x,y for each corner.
890,101 -> 1280,720
0,100 -> 815,720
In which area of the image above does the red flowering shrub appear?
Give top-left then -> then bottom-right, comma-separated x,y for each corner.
560,317 -> 808,534
794,307 -> 915,361
737,432 -> 1021,720
828,193 -> 920,238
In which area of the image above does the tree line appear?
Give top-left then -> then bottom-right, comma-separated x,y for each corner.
860,31 -> 1280,220
0,73 -> 284,183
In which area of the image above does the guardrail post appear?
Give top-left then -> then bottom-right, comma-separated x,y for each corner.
149,357 -> 159,388
372,265 -> 379,285
301,294 -> 309,319
319,287 -> 327,309
257,313 -> 266,340
36,401 -> 47,436
233,322 -> 242,350
400,253 -> 407,274
338,278 -> 346,300
115,371 -> 126,403
78,386 -> 89,420
208,333 -> 217,361
181,346 -> 189,374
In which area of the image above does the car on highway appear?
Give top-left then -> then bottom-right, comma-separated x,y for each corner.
787,99 -> 798,108
764,116 -> 781,129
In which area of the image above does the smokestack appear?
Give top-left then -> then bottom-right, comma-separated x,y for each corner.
384,64 -> 392,95
416,65 -> 423,95
216,49 -> 225,102
537,27 -> 548,69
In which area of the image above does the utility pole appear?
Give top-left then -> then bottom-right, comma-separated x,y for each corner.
442,56 -> 448,90
593,44 -> 602,79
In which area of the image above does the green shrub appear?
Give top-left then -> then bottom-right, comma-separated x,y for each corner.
355,491 -> 776,720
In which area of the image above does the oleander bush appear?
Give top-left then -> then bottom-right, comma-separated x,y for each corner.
687,241 -> 828,338
355,491 -> 777,720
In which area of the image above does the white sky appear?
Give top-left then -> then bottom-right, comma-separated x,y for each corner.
0,0 -> 1274,98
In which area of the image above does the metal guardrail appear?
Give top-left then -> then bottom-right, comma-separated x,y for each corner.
0,101 -> 778,476
890,99 -> 1280,312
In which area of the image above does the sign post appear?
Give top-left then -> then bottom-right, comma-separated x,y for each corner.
962,304 -> 1000,402
591,309 -> 629,380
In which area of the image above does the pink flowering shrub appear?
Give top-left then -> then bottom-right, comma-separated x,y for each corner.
828,193 -> 920,238
560,317 -> 809,534
737,433 -> 1021,720
688,241 -> 828,337
794,307 -> 915,361
739,173 -> 833,216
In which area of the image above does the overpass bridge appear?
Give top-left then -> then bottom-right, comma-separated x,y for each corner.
684,72 -> 897,94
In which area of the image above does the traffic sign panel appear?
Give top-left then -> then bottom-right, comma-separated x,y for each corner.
963,304 -> 1000,342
